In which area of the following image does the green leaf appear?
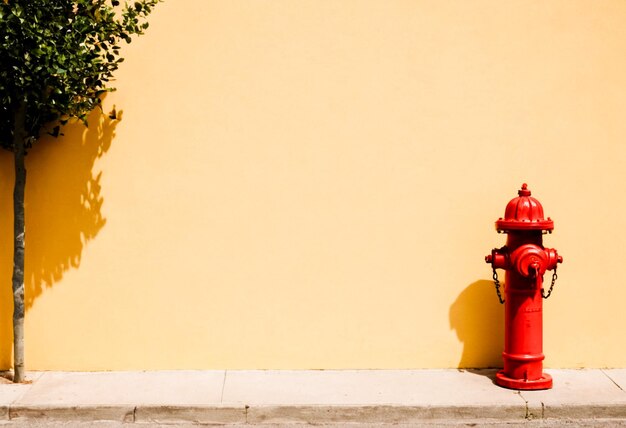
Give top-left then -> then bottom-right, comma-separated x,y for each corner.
0,0 -> 160,150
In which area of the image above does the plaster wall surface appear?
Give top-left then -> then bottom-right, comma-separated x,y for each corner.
1,0 -> 625,369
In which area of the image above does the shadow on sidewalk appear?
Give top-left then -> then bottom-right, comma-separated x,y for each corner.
449,280 -> 504,374
459,368 -> 499,383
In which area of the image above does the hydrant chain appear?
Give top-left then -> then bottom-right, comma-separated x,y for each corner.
492,268 -> 505,304
542,267 -> 558,299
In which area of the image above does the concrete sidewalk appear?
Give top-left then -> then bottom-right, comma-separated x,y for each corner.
0,369 -> 624,424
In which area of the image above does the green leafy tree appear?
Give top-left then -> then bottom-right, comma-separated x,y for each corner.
0,0 -> 159,382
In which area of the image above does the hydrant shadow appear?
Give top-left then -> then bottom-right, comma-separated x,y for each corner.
449,280 -> 504,372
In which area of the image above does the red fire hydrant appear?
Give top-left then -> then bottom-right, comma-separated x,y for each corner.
485,183 -> 562,390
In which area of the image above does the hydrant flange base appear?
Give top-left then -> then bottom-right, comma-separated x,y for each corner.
495,371 -> 553,391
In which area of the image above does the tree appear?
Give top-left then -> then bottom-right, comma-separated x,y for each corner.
0,0 -> 159,382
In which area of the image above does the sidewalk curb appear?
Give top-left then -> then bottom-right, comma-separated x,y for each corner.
245,404 -> 526,424
3,403 -> 625,424
135,406 -> 246,425
524,403 -> 626,420
9,405 -> 135,422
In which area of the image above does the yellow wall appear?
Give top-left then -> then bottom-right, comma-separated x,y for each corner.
1,0 -> 626,370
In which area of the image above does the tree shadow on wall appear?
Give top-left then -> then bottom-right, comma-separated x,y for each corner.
449,280 -> 504,370
0,108 -> 118,369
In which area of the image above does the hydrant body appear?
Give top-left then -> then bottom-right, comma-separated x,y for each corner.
485,184 -> 562,390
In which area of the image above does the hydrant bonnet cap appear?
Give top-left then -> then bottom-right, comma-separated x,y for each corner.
495,183 -> 554,232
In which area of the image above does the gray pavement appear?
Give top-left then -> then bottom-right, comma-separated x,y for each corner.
0,369 -> 624,425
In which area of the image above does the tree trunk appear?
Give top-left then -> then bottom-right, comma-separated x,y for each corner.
12,101 -> 26,383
